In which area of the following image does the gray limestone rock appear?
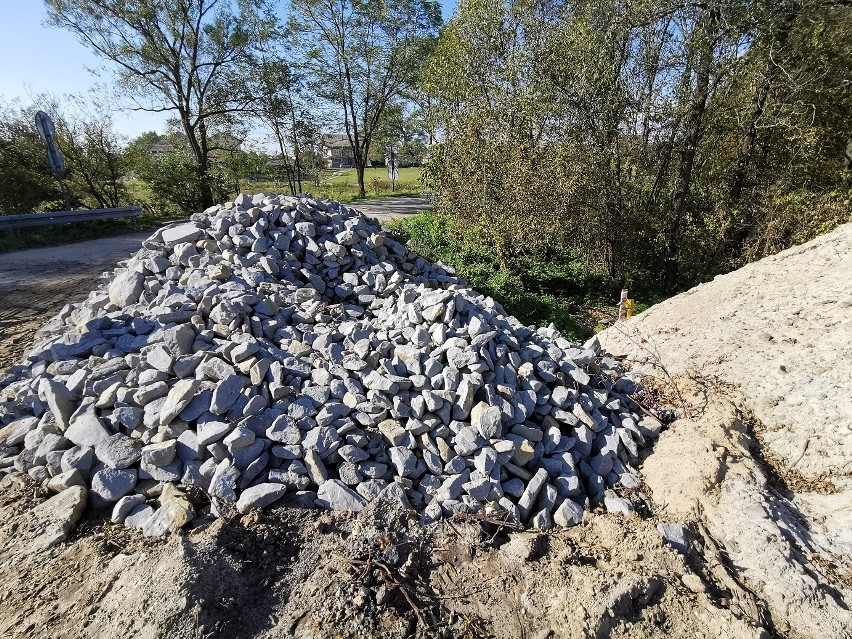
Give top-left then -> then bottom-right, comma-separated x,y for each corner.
108,269 -> 145,306
40,379 -> 76,431
46,469 -> 86,493
91,468 -> 137,503
142,484 -> 194,537
236,483 -> 287,514
30,485 -> 87,551
95,434 -> 142,469
476,406 -> 503,439
124,504 -> 155,529
604,491 -> 634,515
657,522 -> 689,554
316,479 -> 367,511
517,468 -> 548,522
0,193 -> 652,537
553,498 -> 584,527
65,410 -> 111,447
209,459 -> 240,502
159,379 -> 201,426
211,375 -> 247,415
112,494 -> 146,523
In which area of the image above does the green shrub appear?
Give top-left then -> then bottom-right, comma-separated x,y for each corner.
388,211 -> 625,341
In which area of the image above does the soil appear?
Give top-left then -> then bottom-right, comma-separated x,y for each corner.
600,223 -> 852,639
0,473 -> 767,639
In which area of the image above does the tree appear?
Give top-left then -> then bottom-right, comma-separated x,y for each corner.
288,0 -> 441,197
53,95 -> 128,209
45,0 -> 276,209
426,0 -> 852,291
369,102 -> 429,166
248,56 -> 310,195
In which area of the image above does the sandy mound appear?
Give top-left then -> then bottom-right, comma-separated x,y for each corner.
601,223 -> 852,639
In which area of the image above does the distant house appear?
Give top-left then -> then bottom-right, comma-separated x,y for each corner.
148,137 -> 175,155
147,133 -> 243,157
321,134 -> 354,168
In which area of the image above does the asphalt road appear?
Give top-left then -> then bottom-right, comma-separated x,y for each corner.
349,194 -> 432,224
0,231 -> 153,370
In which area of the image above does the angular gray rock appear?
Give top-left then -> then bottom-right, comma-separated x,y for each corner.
65,410 -> 111,447
29,485 -> 87,551
91,468 -> 137,503
236,483 -> 287,514
108,269 -> 145,306
1,193 -> 653,537
112,494 -> 146,523
657,522 -> 689,554
553,498 -> 584,527
316,479 -> 367,511
211,375 -> 246,415
94,433 -> 142,469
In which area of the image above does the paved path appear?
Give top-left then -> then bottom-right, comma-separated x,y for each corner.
0,231 -> 152,370
348,195 -> 432,224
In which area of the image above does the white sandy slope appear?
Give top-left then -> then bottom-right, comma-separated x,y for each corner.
601,223 -> 852,639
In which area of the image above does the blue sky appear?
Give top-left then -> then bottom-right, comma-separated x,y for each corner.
0,1 -> 458,141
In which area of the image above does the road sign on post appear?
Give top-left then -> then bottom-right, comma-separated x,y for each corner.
35,111 -> 71,209
385,146 -> 399,192
35,111 -> 56,143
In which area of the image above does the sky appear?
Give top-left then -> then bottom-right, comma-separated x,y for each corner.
0,1 -> 458,143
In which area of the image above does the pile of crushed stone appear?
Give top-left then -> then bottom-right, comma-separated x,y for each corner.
0,194 -> 660,538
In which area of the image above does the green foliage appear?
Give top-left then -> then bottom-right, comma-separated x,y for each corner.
388,211 -> 624,340
426,0 -> 852,292
134,151 -> 228,215
54,102 -> 128,209
45,0 -> 277,208
0,101 -> 62,214
288,0 -> 442,196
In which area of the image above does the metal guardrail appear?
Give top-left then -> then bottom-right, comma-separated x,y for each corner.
0,207 -> 141,230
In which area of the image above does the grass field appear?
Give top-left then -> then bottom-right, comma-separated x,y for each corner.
245,166 -> 426,203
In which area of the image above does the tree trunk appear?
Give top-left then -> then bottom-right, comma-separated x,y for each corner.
356,159 -> 366,198
183,115 -> 213,209
197,120 -> 214,208
664,8 -> 718,292
729,7 -> 796,203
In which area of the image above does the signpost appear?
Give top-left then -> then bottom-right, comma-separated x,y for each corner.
385,146 -> 399,192
35,111 -> 71,209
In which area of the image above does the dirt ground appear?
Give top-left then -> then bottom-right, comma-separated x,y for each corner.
600,223 -> 852,639
0,468 -> 769,639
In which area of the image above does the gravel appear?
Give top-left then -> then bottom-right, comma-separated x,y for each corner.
0,193 -> 657,536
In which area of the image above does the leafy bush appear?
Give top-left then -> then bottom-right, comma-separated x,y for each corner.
135,151 -> 229,215
388,211 -> 624,340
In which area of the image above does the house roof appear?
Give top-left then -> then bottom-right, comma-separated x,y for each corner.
321,134 -> 350,149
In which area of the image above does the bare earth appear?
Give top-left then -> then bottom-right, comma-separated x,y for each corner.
600,223 -> 852,639
0,211 -> 849,639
